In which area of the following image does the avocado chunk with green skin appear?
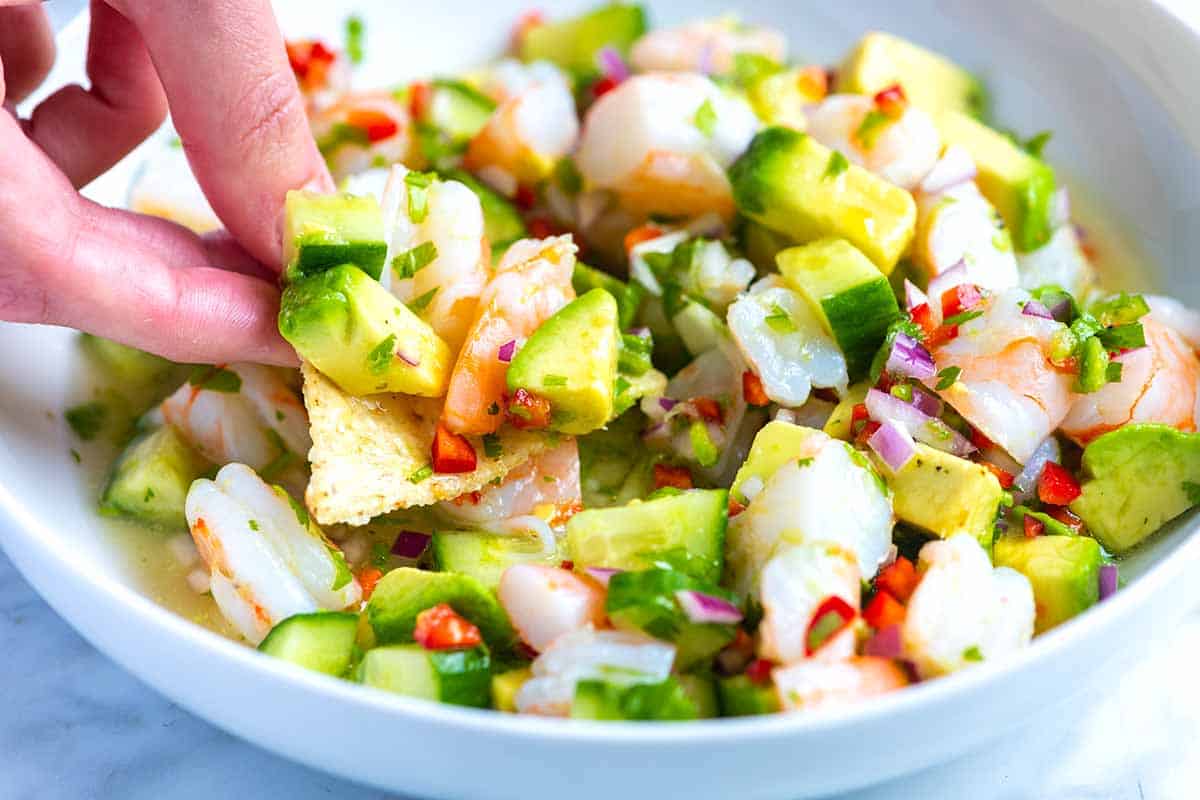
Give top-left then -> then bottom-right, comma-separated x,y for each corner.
606,568 -> 737,670
506,289 -> 620,435
729,126 -> 917,273
519,3 -> 647,79
875,443 -> 1003,552
100,425 -> 211,530
729,421 -> 825,505
566,488 -> 728,584
993,534 -> 1101,634
357,644 -> 492,708
279,264 -> 452,397
258,611 -> 359,676
441,169 -> 528,256
367,567 -> 517,655
840,32 -> 986,118
1071,424 -> 1200,554
572,261 -> 645,330
937,111 -> 1056,252
431,530 -> 562,592
778,239 -> 902,380
823,382 -> 871,441
282,191 -> 388,282
571,677 -> 699,721
718,675 -> 781,716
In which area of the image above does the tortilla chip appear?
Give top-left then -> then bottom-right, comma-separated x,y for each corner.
302,361 -> 552,526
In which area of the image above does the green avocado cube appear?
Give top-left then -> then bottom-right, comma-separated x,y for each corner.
282,191 -> 387,282
729,421 -> 825,505
278,264 -> 452,397
823,382 -> 871,441
572,261 -> 645,330
506,288 -> 620,435
519,3 -> 647,78
840,32 -> 987,118
993,534 -> 1101,633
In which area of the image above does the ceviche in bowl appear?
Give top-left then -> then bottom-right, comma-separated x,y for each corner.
69,1 -> 1200,722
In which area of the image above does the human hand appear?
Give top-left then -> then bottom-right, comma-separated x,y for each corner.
0,0 -> 333,365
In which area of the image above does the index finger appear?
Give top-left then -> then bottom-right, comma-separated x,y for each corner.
109,0 -> 333,269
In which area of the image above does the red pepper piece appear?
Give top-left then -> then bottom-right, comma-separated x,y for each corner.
413,603 -> 483,650
653,463 -> 693,491
1024,515 -> 1045,538
508,388 -> 553,430
742,371 -> 770,407
432,423 -> 477,473
1038,461 -> 1082,506
876,556 -> 919,603
864,590 -> 907,630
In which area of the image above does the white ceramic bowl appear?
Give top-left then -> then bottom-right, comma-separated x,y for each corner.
4,1 -> 1200,797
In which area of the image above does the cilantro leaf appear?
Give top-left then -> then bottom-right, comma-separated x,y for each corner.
693,99 -> 717,138
189,366 -> 242,393
65,402 -> 107,441
366,334 -> 396,376
935,366 -> 961,391
823,150 -> 850,181
392,241 -> 438,279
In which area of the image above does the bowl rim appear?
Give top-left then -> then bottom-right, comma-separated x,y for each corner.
4,0 -> 1200,748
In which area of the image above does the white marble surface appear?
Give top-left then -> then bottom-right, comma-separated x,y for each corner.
6,0 -> 1200,798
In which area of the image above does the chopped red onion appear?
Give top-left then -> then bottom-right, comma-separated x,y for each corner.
697,42 -> 716,75
391,531 -> 430,558
1014,437 -> 1060,498
1021,300 -> 1054,320
909,388 -> 942,418
497,339 -> 516,363
584,567 -> 622,587
675,590 -> 743,625
658,397 -> 677,412
1048,297 -> 1074,322
926,261 -> 968,319
863,623 -> 903,659
885,332 -> 936,380
866,388 -> 975,457
396,348 -> 420,367
919,146 -> 977,195
868,420 -> 917,472
628,326 -> 651,338
904,279 -> 928,311
596,46 -> 630,83
1099,564 -> 1118,601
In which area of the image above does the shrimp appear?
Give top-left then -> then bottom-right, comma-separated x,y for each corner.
310,92 -> 416,182
726,428 -> 894,599
481,58 -> 571,105
463,75 -> 579,189
161,364 -> 310,473
440,236 -> 577,436
498,565 -> 607,652
378,166 -> 491,353
438,439 -> 581,525
902,534 -> 1034,678
929,288 -> 1075,462
185,463 -> 361,645
773,657 -> 909,713
913,160 -> 1020,292
1147,295 -> 1200,351
574,73 -> 760,221
757,543 -> 861,664
515,626 -> 676,716
805,94 -> 941,191
1060,318 -> 1200,445
629,18 -> 787,76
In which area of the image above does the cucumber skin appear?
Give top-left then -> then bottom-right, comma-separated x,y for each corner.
357,644 -> 492,708
606,568 -> 736,670
432,530 -> 561,592
258,611 -> 359,677
819,278 -> 901,381
291,240 -> 388,283
718,675 -> 781,716
571,678 -> 699,721
366,568 -> 518,655
100,426 -> 210,530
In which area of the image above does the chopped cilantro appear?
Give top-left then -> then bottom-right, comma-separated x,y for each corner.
366,334 -> 397,376
823,150 -> 850,181
543,374 -> 568,387
1095,323 -> 1146,351
248,519 -> 260,532
764,303 -> 796,334
408,287 -> 439,313
405,171 -> 435,223
855,110 -> 892,150
392,241 -> 438,279
65,402 -> 107,441
731,52 -> 781,87
143,488 -> 156,503
1022,131 -> 1052,159
1092,293 -> 1150,327
487,402 -> 500,416
482,433 -> 502,459
168,136 -> 182,149
317,122 -> 370,156
408,465 -> 433,484
543,475 -> 557,484
189,366 -> 242,393
275,410 -> 285,422
962,645 -> 984,662
935,366 -> 961,391
1184,481 -> 1200,507
693,99 -> 717,138
554,157 -> 583,195
345,15 -> 365,64
70,448 -> 81,463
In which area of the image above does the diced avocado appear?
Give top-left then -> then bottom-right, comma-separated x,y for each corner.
431,530 -> 562,591
279,264 -> 452,397
676,674 -> 719,719
579,409 -> 659,507
729,421 -> 825,504
426,80 -> 496,141
491,667 -> 532,712
613,364 -> 666,419
571,677 -> 699,721
442,169 -> 528,255
506,289 -> 620,435
840,32 -> 986,118
875,443 -> 1003,551
717,675 -> 781,716
572,262 -> 645,330
738,218 -> 795,274
937,111 -> 1056,252
367,567 -> 517,654
747,68 -> 812,130
257,611 -> 359,676
729,127 -> 917,273
567,489 -> 728,584
777,239 -> 901,380
100,425 -> 211,530
79,334 -> 174,385
823,382 -> 870,440
356,644 -> 491,707
1071,424 -> 1200,554
606,568 -> 737,670
993,534 -> 1101,633
282,191 -> 387,282
519,3 -> 647,78
671,300 -> 728,358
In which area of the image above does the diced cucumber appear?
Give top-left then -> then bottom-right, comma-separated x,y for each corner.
579,409 -> 659,508
491,667 -> 532,712
367,567 -> 517,654
357,644 -> 492,707
571,677 -> 699,721
282,191 -> 388,282
441,169 -> 528,255
100,425 -> 211,530
566,489 -> 728,584
993,534 -> 1101,633
258,611 -> 359,676
426,80 -> 496,141
777,238 -> 901,380
573,261 -> 645,330
717,675 -> 780,716
671,300 -> 728,357
431,530 -> 562,591
677,674 -> 719,719
79,334 -> 174,384
519,3 -> 648,78
606,568 -> 737,670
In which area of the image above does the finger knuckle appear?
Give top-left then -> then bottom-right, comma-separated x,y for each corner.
228,69 -> 307,155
